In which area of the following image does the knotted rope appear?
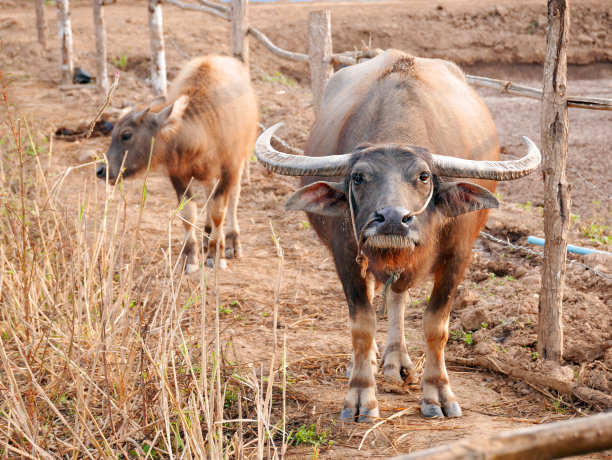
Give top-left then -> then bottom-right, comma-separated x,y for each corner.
347,177 -> 434,315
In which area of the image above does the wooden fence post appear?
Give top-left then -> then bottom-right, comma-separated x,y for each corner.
55,0 -> 74,85
92,0 -> 109,91
538,0 -> 571,362
231,0 -> 251,183
308,10 -> 333,116
230,0 -> 249,69
148,0 -> 167,96
35,0 -> 46,48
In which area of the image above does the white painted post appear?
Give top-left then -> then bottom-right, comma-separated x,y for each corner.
55,0 -> 74,85
92,0 -> 109,91
35,0 -> 47,48
148,0 -> 167,96
308,10 -> 333,116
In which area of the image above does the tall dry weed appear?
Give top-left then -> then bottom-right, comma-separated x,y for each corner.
0,72 -> 289,459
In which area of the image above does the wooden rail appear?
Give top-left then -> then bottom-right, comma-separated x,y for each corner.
466,75 -> 612,111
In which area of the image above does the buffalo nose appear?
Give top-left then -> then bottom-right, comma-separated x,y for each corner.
96,164 -> 106,179
373,206 -> 414,227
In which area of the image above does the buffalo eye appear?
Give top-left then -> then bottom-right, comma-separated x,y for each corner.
121,132 -> 132,142
351,172 -> 364,185
419,171 -> 430,183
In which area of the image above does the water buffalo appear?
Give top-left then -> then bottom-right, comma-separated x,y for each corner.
255,50 -> 540,422
97,55 -> 258,271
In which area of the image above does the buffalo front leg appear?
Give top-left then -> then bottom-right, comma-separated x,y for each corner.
381,289 -> 415,383
170,175 -> 199,273
421,256 -> 468,418
334,249 -> 379,423
342,309 -> 379,423
345,273 -> 378,379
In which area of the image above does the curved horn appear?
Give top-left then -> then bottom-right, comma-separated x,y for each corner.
133,107 -> 150,123
255,123 -> 354,177
432,137 -> 541,181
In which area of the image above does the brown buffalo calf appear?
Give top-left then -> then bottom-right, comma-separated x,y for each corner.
98,55 -> 258,271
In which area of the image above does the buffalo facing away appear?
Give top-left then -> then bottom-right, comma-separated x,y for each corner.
98,55 -> 258,271
256,50 -> 540,422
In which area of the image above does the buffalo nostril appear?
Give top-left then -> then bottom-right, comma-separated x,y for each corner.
402,215 -> 414,225
374,211 -> 385,223
96,165 -> 106,178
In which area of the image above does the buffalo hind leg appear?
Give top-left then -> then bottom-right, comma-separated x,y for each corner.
170,175 -> 199,273
225,174 -> 242,260
205,192 -> 230,269
202,185 -> 213,241
421,254 -> 468,418
381,289 -> 415,383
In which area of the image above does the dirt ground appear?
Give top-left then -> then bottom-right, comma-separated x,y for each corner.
2,0 -> 612,457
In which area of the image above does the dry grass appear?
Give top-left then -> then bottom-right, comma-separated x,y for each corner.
0,72 -> 291,459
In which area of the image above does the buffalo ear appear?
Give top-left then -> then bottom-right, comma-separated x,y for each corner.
119,104 -> 135,119
436,181 -> 499,217
156,95 -> 189,137
285,181 -> 347,217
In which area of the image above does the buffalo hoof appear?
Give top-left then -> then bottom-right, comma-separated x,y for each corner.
185,263 -> 199,274
341,383 -> 379,424
225,246 -> 242,259
421,402 -> 444,419
340,406 -> 379,424
176,256 -> 199,274
383,371 -> 404,384
421,400 -> 462,418
381,343 -> 415,384
443,401 -> 462,418
382,361 -> 414,384
206,257 -> 227,269
225,234 -> 242,259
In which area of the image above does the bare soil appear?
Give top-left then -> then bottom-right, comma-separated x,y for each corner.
2,0 -> 611,457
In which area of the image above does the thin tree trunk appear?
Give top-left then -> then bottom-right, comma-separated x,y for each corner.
148,0 -> 167,97
92,0 -> 109,91
230,0 -> 249,70
231,0 -> 251,183
55,0 -> 74,85
538,0 -> 571,362
391,412 -> 612,460
35,0 -> 46,48
308,10 -> 333,117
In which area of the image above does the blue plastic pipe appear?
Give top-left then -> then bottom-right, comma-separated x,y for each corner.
527,236 -> 612,256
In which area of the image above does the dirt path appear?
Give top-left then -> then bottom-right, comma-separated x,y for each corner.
2,0 -> 611,457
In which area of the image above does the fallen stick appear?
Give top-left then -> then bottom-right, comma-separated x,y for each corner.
446,356 -> 612,409
390,412 -> 612,460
